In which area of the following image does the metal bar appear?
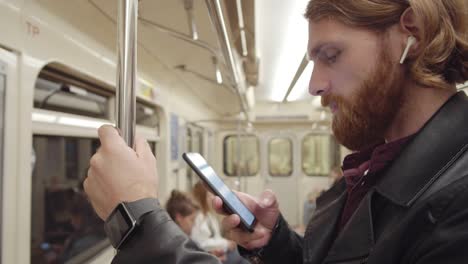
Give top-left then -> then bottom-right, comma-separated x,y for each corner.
205,0 -> 248,114
236,0 -> 248,56
282,54 -> 309,103
205,0 -> 240,85
139,17 -> 220,59
184,0 -> 199,40
116,0 -> 138,146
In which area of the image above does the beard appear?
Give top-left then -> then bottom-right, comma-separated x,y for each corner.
322,44 -> 406,151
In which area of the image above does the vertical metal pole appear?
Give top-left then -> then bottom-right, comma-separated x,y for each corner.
117,0 -> 138,147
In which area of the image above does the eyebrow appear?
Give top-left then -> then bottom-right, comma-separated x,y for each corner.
307,41 -> 338,60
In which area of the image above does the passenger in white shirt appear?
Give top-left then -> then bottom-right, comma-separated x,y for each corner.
191,182 -> 248,264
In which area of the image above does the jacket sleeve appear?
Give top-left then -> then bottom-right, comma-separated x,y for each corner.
112,206 -> 221,264
239,214 -> 303,263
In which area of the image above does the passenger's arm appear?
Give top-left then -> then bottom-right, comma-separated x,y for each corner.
84,126 -> 219,263
113,205 -> 220,264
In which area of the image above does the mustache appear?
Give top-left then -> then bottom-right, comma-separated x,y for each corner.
321,94 -> 341,108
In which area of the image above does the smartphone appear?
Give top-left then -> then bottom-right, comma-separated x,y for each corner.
183,152 -> 256,233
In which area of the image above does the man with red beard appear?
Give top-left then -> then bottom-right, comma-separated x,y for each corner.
83,0 -> 468,263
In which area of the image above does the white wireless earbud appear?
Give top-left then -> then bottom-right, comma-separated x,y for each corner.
399,35 -> 416,64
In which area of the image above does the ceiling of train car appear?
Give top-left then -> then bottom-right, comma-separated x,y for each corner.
38,0 -> 317,118
255,0 -> 311,103
37,0 -> 243,116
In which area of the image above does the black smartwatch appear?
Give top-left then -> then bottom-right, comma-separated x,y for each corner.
104,198 -> 159,249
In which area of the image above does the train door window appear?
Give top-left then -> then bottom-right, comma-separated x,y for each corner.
31,135 -> 107,263
34,66 -> 112,119
302,134 -> 339,176
223,135 -> 259,176
268,138 -> 293,177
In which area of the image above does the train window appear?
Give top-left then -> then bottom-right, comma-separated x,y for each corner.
268,138 -> 293,177
136,101 -> 159,130
31,135 -> 107,263
34,66 -> 112,119
223,135 -> 259,176
302,134 -> 338,176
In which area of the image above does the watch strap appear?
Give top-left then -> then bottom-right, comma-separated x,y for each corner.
124,197 -> 160,224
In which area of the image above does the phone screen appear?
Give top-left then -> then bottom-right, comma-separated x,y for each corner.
183,153 -> 256,229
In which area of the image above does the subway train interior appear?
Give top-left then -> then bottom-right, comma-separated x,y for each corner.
0,0 -> 467,263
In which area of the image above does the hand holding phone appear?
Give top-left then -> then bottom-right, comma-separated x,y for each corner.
183,152 -> 257,232
212,187 -> 281,250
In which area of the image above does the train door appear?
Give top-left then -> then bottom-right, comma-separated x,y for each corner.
0,48 -> 19,264
0,53 -> 6,264
261,133 -> 300,226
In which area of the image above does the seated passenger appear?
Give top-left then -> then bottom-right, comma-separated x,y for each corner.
191,182 -> 248,264
58,192 -> 105,262
165,190 -> 199,236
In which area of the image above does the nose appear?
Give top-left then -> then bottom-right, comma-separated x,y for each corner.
308,66 -> 329,96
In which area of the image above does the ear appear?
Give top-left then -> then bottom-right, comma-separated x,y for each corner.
399,8 -> 422,53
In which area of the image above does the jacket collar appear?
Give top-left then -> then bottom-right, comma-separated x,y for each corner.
375,92 -> 468,207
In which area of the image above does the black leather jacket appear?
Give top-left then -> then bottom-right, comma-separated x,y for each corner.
113,92 -> 468,264
251,92 -> 468,264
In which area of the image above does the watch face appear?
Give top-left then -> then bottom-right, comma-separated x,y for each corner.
105,203 -> 136,248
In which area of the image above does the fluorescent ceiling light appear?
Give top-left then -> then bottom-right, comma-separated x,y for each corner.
236,0 -> 248,57
240,30 -> 248,56
216,68 -> 223,84
270,0 -> 310,101
286,61 -> 314,102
